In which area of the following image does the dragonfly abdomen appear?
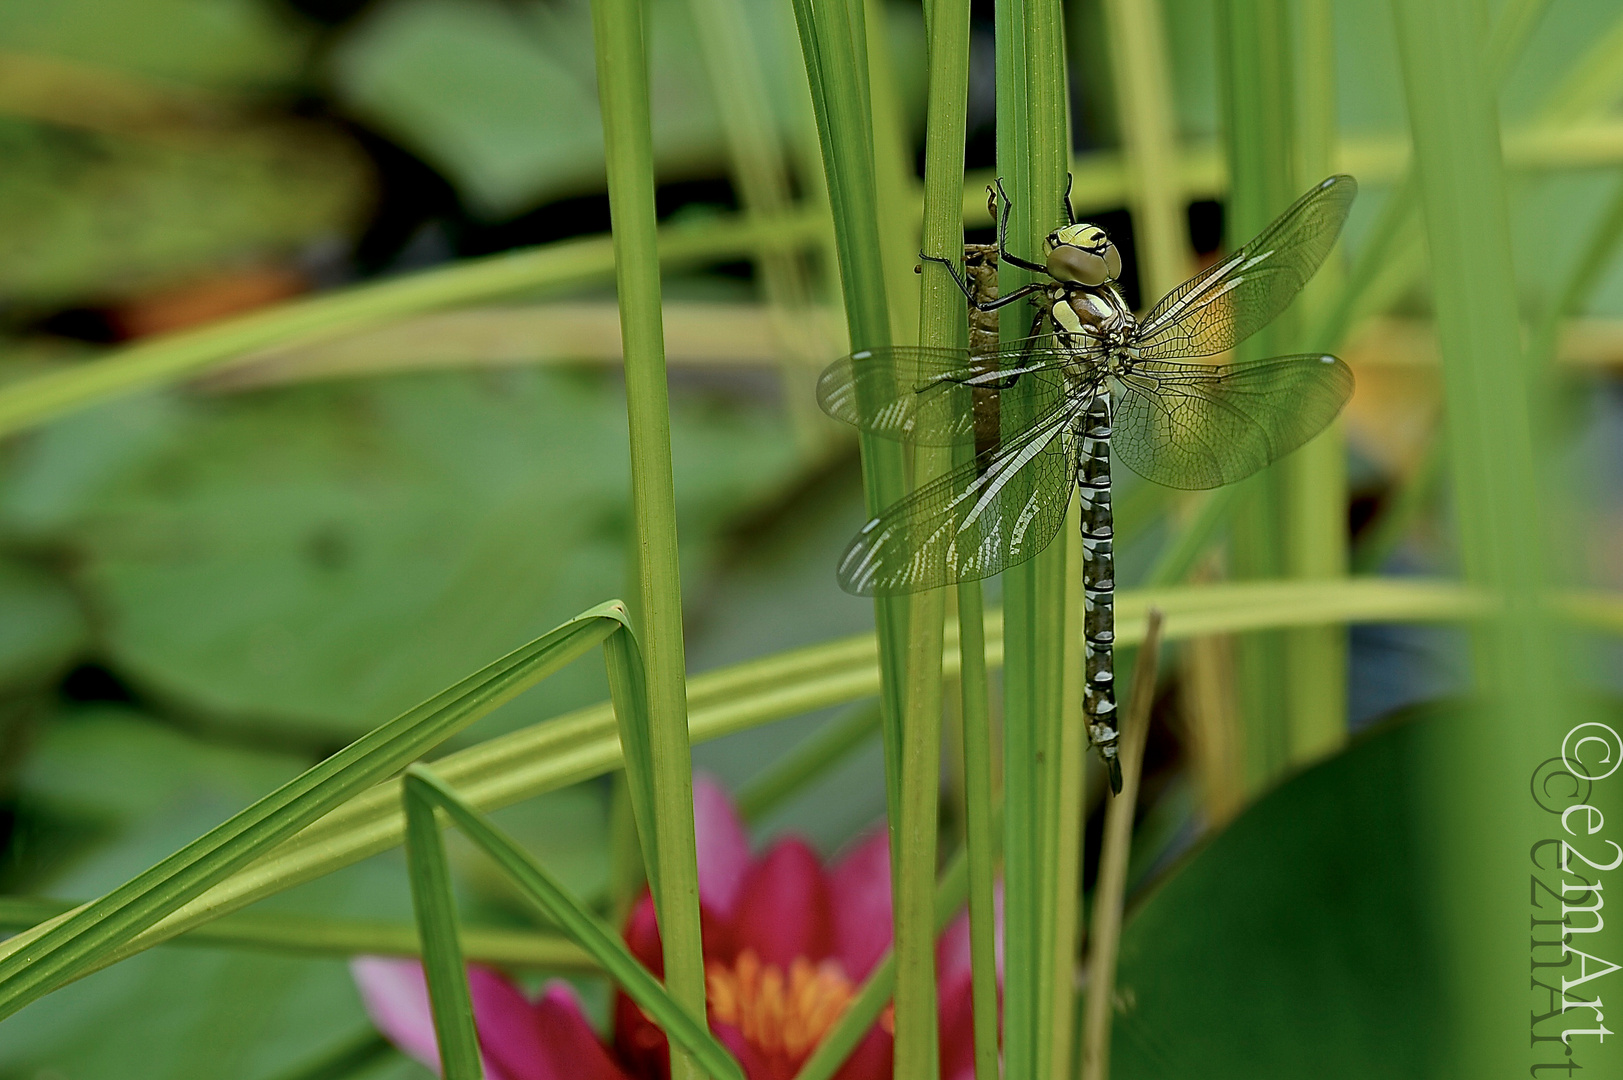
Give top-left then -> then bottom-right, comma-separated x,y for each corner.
1076,386 -> 1122,793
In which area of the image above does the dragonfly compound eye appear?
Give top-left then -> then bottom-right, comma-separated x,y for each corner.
1046,237 -> 1121,286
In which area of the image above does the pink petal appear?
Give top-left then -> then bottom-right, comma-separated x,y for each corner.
350,957 -> 510,1080
612,989 -> 670,1080
828,828 -> 892,980
693,774 -> 751,918
830,1026 -> 892,1080
935,967 -> 981,1080
730,837 -> 835,968
532,982 -> 635,1080
467,967 -> 551,1080
935,910 -> 973,995
623,893 -> 665,976
351,958 -> 443,1071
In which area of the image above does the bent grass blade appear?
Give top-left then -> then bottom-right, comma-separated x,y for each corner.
404,767 -> 745,1080
0,601 -> 638,1020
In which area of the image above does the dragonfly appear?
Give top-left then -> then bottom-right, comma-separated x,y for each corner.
816,174 -> 1357,793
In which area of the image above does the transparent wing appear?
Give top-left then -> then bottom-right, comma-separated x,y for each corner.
1134,175 -> 1357,360
816,341 -> 1075,445
1112,354 -> 1354,490
837,401 -> 1081,595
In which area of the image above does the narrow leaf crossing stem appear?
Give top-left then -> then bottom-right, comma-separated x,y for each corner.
589,3 -> 708,1077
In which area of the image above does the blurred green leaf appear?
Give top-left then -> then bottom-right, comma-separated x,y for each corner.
0,117 -> 370,307
0,556 -> 84,694
330,0 -> 890,219
0,0 -> 312,91
1,369 -> 800,741
16,706 -> 301,844
1110,704 -> 1464,1078
0,705 -> 388,1080
332,0 -> 607,218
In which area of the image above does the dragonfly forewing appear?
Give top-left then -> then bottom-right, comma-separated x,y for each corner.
1134,175 -> 1357,360
816,342 -> 1073,446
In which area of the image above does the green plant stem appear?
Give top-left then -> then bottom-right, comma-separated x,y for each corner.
735,702 -> 882,823
0,212 -> 821,439
402,772 -> 482,1080
589,4 -> 709,1077
1078,611 -> 1164,1080
1046,497 -> 1088,1079
1217,0 -> 1299,791
1388,0 -> 1565,1072
684,0 -> 827,446
993,3 -> 1071,1078
956,578 -> 1001,1080
1526,172 -> 1623,376
889,0 -> 972,1076
789,0 -> 908,836
0,897 -> 595,969
1280,0 -> 1347,767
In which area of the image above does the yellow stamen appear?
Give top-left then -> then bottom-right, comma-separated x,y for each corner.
705,949 -> 857,1061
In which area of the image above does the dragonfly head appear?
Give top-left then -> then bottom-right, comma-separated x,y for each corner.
1045,223 -> 1122,286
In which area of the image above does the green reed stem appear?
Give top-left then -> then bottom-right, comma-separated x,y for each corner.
993,4 -> 1070,1079
893,0 -> 972,1076
685,0 -> 827,447
1217,0 -> 1300,790
402,773 -> 482,1080
1389,0 -> 1566,1072
955,578 -> 1001,1080
1526,172 -> 1623,377
789,0 -> 908,829
1100,0 -> 1189,298
589,3 -> 708,1075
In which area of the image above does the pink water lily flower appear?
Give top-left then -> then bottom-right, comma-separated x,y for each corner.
352,777 -> 993,1080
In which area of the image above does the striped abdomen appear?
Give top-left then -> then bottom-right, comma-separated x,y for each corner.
1075,386 -> 1120,792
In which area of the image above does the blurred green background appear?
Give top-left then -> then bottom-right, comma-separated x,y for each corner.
0,1 -> 1620,1077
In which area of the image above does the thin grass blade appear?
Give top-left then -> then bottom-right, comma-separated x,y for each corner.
406,766 -> 744,1080
402,774 -> 483,1080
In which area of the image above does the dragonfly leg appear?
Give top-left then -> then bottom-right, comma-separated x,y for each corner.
922,250 -> 1045,312
1076,388 -> 1121,794
1063,172 -> 1076,225
993,177 -> 1051,275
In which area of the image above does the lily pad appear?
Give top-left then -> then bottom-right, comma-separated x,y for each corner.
3,368 -> 801,742
1111,705 -> 1452,1077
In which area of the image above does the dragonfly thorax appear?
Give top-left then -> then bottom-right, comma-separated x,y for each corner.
1047,282 -> 1137,373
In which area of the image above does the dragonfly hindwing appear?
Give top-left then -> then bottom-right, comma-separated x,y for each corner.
836,400 -> 1081,595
